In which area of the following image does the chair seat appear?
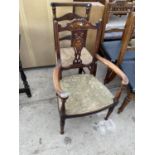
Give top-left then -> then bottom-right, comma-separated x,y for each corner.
120,61 -> 135,92
101,40 -> 135,62
60,47 -> 93,67
59,74 -> 114,115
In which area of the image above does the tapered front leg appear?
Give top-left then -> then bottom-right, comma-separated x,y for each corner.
105,105 -> 115,120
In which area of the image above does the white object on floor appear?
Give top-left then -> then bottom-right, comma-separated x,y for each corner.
93,119 -> 116,135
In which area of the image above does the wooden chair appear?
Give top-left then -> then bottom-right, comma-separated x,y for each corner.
101,12 -> 135,84
52,14 -> 128,134
100,0 -> 135,42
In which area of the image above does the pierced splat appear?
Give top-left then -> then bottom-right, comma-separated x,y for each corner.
72,31 -> 86,65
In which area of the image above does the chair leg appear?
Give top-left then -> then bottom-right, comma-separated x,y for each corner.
105,105 -> 115,120
104,68 -> 111,84
92,63 -> 97,76
60,116 -> 65,134
78,68 -> 83,74
19,60 -> 32,97
25,87 -> 32,97
118,91 -> 133,113
104,69 -> 116,84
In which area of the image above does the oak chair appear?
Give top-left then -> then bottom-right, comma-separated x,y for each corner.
101,0 -> 135,41
101,12 -> 135,84
52,13 -> 128,134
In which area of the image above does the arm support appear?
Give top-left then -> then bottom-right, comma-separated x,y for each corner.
95,54 -> 129,85
53,65 -> 69,99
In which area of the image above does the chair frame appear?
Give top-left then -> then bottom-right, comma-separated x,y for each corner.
52,11 -> 128,134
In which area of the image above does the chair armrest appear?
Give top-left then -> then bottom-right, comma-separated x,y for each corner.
53,65 -> 69,99
95,54 -> 129,85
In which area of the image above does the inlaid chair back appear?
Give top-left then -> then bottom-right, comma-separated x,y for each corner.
101,0 -> 135,41
53,18 -> 102,73
51,2 -> 93,69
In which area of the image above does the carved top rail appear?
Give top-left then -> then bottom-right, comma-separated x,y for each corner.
51,2 -> 92,21
57,19 -> 101,32
51,2 -> 92,7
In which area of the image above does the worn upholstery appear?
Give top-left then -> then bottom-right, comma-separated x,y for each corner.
120,60 -> 135,92
59,74 -> 114,115
101,40 -> 135,62
60,47 -> 93,67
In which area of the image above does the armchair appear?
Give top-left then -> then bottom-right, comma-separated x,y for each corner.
52,15 -> 128,134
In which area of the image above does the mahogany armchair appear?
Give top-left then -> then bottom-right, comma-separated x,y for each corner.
52,13 -> 128,134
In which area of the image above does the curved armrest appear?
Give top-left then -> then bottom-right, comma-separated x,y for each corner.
53,65 -> 69,99
95,54 -> 129,85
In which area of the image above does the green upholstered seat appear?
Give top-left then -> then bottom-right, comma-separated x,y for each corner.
59,74 -> 114,115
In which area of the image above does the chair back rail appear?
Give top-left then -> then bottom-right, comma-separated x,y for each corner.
51,2 -> 92,51
51,2 -> 91,21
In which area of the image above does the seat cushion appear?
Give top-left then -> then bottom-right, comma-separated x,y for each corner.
101,40 -> 135,62
120,61 -> 135,92
60,47 -> 93,67
59,74 -> 114,115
